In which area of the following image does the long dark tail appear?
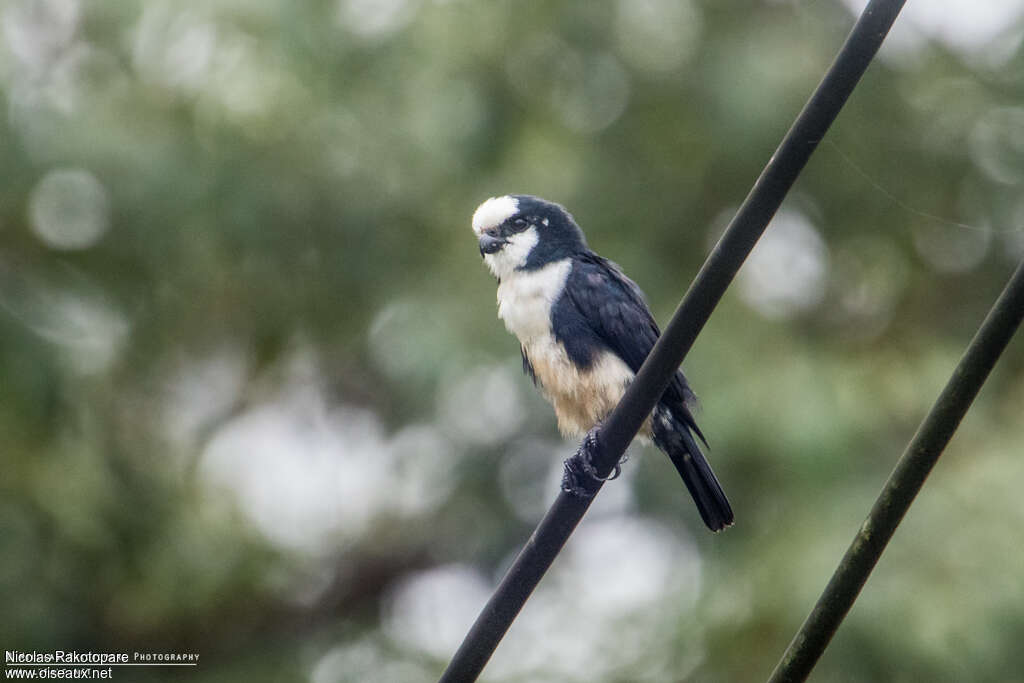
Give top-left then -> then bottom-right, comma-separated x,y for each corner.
651,408 -> 733,532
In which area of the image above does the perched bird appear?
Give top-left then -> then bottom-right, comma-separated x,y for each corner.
472,194 -> 733,531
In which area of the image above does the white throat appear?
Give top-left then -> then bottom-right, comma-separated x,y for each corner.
496,257 -> 572,343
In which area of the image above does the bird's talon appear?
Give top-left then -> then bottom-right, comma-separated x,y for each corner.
561,455 -> 599,498
560,425 -> 624,496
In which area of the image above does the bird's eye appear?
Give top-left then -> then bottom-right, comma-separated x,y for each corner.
513,218 -> 527,227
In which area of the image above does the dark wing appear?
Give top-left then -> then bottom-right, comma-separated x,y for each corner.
554,251 -> 705,441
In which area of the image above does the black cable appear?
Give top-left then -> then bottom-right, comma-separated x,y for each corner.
767,258 -> 1024,683
439,2 -> 906,680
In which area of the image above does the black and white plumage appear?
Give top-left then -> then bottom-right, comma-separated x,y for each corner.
472,194 -> 733,531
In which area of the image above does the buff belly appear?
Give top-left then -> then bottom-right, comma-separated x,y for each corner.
524,336 -> 649,439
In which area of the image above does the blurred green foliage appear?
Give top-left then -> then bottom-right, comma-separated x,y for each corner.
2,0 -> 1023,681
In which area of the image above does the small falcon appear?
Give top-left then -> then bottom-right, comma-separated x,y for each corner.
472,194 -> 733,531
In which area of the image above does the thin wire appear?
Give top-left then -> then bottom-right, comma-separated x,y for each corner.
825,139 -> 1024,234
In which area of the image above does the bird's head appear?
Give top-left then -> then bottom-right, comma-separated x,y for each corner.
471,195 -> 587,280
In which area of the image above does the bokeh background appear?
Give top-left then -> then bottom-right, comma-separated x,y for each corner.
3,0 -> 1024,681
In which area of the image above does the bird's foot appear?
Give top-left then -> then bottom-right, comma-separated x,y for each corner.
561,424 -> 625,498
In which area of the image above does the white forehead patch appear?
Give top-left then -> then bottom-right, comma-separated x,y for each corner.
472,195 -> 519,236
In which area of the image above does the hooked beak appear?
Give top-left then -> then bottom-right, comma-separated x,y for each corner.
478,233 -> 506,256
